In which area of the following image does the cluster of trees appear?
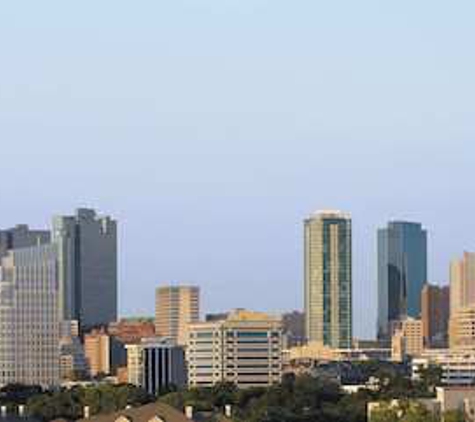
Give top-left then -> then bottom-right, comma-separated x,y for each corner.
26,384 -> 153,421
159,364 -> 445,422
371,401 -> 465,422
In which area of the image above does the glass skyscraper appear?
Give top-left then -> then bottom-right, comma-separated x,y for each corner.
304,210 -> 352,348
377,221 -> 427,339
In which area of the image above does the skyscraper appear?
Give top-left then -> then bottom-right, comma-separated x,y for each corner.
155,285 -> 200,346
450,252 -> 475,314
0,244 -> 60,387
304,210 -> 352,348
52,208 -> 117,330
377,221 -> 427,340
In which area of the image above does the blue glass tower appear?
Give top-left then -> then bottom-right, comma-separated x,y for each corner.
377,221 -> 427,339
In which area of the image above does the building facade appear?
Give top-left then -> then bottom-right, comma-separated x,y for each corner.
282,311 -> 305,348
450,252 -> 475,314
304,210 -> 352,348
0,225 -> 50,258
187,310 -> 283,388
0,244 -> 60,387
449,305 -> 475,348
421,284 -> 450,348
391,318 -> 423,362
377,221 -> 427,340
126,338 -> 186,395
155,285 -> 200,346
52,208 -> 117,330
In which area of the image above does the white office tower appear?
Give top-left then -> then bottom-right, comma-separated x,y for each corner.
0,244 -> 60,388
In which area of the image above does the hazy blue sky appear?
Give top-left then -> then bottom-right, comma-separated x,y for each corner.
1,1 -> 474,338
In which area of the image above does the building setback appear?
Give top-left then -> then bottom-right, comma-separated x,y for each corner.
377,221 -> 427,340
155,285 -> 200,346
187,310 -> 283,388
304,210 -> 352,348
0,225 -> 50,258
0,244 -> 60,387
53,208 -> 117,330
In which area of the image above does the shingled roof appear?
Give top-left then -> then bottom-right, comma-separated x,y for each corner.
76,402 -> 191,422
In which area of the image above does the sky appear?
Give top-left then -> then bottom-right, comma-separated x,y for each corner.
0,0 -> 474,339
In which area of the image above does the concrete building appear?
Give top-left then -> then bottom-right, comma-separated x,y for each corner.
187,310 -> 283,388
421,284 -> 450,348
413,349 -> 475,386
451,252 -> 475,314
53,208 -> 117,330
84,329 -> 111,377
126,338 -> 186,395
84,329 -> 126,377
59,321 -> 88,381
0,225 -> 50,258
155,285 -> 200,346
0,244 -> 60,387
449,305 -> 475,348
391,318 -> 423,362
304,210 -> 352,348
377,221 -> 427,340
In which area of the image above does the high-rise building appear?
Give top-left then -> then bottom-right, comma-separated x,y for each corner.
187,310 -> 283,388
52,208 -> 117,330
0,244 -> 60,387
0,225 -> 50,258
304,210 -> 352,348
377,221 -> 427,340
155,285 -> 200,346
450,252 -> 475,314
126,338 -> 186,395
421,284 -> 450,348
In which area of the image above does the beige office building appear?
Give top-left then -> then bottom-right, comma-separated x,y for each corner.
155,285 -> 200,345
450,252 -> 475,313
304,210 -> 352,348
391,318 -> 424,362
449,305 -> 475,348
84,329 -> 111,377
0,244 -> 60,387
187,310 -> 283,388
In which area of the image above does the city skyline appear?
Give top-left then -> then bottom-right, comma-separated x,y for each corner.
1,1 -> 474,340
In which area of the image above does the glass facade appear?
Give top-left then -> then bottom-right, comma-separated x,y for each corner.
377,221 -> 427,339
304,211 -> 352,349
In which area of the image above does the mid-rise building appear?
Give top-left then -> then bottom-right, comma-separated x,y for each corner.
449,305 -> 475,348
450,252 -> 475,313
391,318 -> 423,362
0,244 -> 60,387
421,284 -> 450,348
187,310 -> 283,388
53,208 -> 117,330
59,321 -> 88,381
377,221 -> 427,340
155,285 -> 200,346
126,338 -> 186,395
304,210 -> 352,348
84,328 -> 126,377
